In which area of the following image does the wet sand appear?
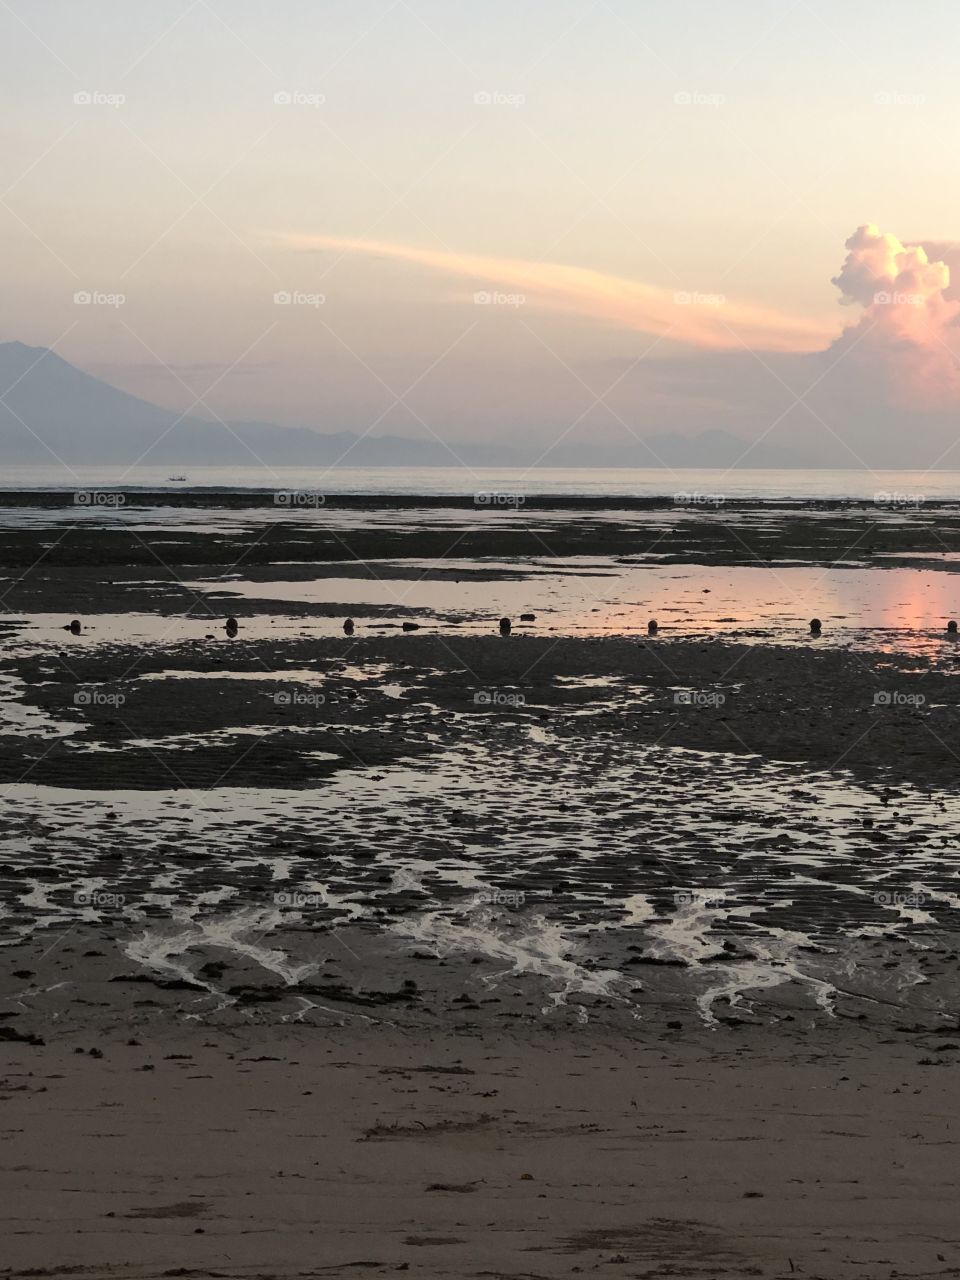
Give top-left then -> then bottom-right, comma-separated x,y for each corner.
3,496 -> 960,1276
4,492 -> 960,574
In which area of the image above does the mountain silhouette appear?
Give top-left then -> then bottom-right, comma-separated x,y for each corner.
0,342 -> 813,469
0,342 -> 468,467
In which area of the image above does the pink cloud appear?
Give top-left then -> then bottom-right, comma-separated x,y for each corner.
830,223 -> 960,407
273,232 -> 835,354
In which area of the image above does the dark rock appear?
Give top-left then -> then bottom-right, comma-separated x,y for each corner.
0,1026 -> 44,1046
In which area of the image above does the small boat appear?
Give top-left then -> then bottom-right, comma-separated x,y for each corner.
168,474 -> 188,482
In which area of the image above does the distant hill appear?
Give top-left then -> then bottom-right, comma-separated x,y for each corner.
0,342 -> 483,468
0,342 -> 814,468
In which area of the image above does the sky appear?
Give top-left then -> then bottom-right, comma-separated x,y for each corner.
4,0 -> 960,467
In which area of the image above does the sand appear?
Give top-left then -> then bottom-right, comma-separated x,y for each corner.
4,1011 -> 960,1279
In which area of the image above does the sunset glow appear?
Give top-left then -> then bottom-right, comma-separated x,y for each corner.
274,232 -> 838,354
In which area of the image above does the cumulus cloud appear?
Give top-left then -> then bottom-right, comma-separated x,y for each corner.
921,241 -> 960,301
831,224 -> 948,307
830,223 -> 960,406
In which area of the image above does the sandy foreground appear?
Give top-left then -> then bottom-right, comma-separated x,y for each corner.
3,1009 -> 960,1280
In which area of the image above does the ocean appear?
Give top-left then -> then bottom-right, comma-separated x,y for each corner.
1,464 -> 959,501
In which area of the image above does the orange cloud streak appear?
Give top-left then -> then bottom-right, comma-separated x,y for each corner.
272,232 -> 836,354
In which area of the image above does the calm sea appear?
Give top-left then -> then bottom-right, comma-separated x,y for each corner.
0,464 -> 957,501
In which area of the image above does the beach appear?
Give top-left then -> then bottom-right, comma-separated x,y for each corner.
7,0 -> 960,1267
3,489 -> 960,1277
